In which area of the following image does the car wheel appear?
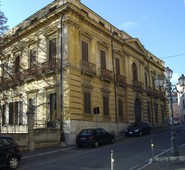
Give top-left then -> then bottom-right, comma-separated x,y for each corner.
94,141 -> 99,148
7,156 -> 19,170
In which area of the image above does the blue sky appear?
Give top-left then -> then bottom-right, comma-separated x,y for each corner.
1,0 -> 185,84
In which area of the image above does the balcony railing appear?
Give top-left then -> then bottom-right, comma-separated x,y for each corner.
100,68 -> 113,82
81,60 -> 96,76
8,73 -> 21,86
0,77 -> 11,90
20,66 -> 42,81
133,80 -> 143,93
116,75 -> 127,87
42,58 -> 57,74
0,58 -> 57,91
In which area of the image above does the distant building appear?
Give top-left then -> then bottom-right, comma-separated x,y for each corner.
177,84 -> 185,123
0,0 -> 168,145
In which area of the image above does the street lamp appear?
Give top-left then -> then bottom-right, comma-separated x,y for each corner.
154,67 -> 185,156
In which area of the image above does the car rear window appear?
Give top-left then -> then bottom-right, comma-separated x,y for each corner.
79,129 -> 93,135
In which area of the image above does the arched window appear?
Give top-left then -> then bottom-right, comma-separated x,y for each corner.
132,63 -> 138,81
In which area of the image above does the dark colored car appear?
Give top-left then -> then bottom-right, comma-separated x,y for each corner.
0,136 -> 21,169
125,122 -> 151,137
76,128 -> 115,148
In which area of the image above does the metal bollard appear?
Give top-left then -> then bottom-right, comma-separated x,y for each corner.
151,139 -> 154,161
111,150 -> 114,170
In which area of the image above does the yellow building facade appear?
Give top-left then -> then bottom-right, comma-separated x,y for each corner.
0,0 -> 167,144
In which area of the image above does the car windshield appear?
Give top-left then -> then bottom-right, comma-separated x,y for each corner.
129,123 -> 142,127
79,129 -> 94,135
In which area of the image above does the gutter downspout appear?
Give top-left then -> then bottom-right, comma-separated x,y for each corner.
59,14 -> 65,144
111,31 -> 118,124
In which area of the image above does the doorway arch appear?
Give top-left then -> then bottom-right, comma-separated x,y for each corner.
134,98 -> 142,123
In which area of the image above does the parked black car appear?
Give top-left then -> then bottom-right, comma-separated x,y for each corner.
125,122 -> 151,137
0,136 -> 21,169
76,128 -> 115,148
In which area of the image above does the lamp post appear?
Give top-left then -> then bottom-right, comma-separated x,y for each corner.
154,67 -> 185,156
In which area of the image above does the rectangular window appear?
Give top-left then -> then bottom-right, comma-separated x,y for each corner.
49,93 -> 57,121
147,102 -> 151,123
154,104 -> 158,123
100,50 -> 106,69
161,106 -> 165,122
2,105 -> 6,125
9,102 -> 14,125
82,41 -> 88,62
49,38 -> 56,60
84,92 -> 91,114
19,101 -> 23,125
145,72 -> 148,88
115,58 -> 120,75
103,96 -> 109,116
1,63 -> 8,78
30,48 -> 37,68
8,101 -> 22,125
152,76 -> 155,90
118,99 -> 123,117
15,56 -> 20,73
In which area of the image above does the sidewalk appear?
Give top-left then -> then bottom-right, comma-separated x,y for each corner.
140,144 -> 185,170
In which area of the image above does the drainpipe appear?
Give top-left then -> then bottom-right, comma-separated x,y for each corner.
59,15 -> 65,144
111,31 -> 118,124
148,63 -> 154,126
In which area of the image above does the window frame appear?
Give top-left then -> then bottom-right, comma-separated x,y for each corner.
29,47 -> 37,68
118,98 -> 123,117
103,95 -> 109,116
84,91 -> 91,114
48,38 -> 57,60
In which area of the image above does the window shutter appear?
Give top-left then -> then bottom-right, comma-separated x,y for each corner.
15,56 -> 20,73
82,41 -> 88,62
103,96 -> 109,115
101,50 -> 106,69
49,38 -> 56,60
30,48 -> 37,68
84,92 -> 91,114
115,58 -> 120,75
118,99 -> 123,117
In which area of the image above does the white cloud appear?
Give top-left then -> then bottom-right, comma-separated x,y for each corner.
121,22 -> 137,30
171,73 -> 180,84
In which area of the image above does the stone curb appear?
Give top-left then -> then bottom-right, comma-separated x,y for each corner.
155,156 -> 185,161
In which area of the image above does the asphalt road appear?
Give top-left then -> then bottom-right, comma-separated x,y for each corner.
17,125 -> 185,170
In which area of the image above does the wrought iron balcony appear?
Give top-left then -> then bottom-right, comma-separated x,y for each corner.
133,80 -> 143,93
0,58 -> 57,90
20,66 -> 42,81
42,58 -> 57,74
8,73 -> 21,86
0,77 -> 11,90
116,75 -> 127,87
100,68 -> 113,82
81,60 -> 96,76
